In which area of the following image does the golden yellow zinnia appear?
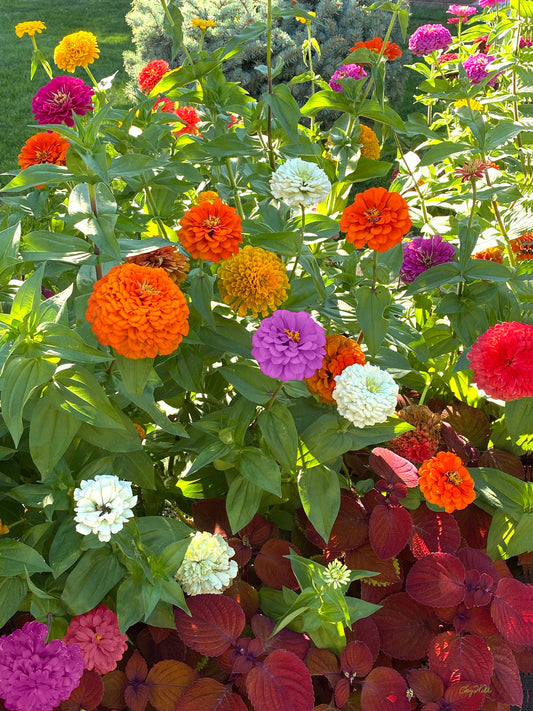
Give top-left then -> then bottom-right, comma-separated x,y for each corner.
191,18 -> 216,30
15,21 -> 46,38
54,31 -> 99,72
357,124 -> 380,160
217,245 -> 289,317
196,190 -> 219,204
454,98 -> 483,111
295,11 -> 316,23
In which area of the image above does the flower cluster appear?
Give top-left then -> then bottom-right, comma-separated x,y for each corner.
63,604 -> 128,674
418,452 -> 476,513
175,531 -> 238,595
18,132 -> 70,170
270,158 -> 330,208
329,63 -> 367,92
408,24 -> 452,56
32,76 -> 94,127
54,31 -> 99,72
73,474 -> 137,542
305,334 -> 366,405
138,59 -> 169,93
178,198 -> 242,262
400,235 -> 456,284
333,363 -> 398,428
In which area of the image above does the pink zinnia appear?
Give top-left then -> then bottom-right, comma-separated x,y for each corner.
408,24 -> 452,56
463,53 -> 499,85
329,64 -> 367,92
447,4 -> 477,17
479,0 -> 503,7
467,321 -> 533,400
32,75 -> 94,127
63,604 -> 128,674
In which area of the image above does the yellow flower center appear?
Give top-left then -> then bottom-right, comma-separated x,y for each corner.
365,207 -> 382,224
95,633 -> 103,644
284,329 -> 300,343
203,216 -> 221,230
447,470 -> 462,486
137,280 -> 160,297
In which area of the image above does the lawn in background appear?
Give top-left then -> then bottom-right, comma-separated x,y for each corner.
0,0 -> 132,173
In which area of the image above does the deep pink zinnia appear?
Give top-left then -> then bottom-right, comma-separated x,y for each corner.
408,24 -> 453,56
32,75 -> 94,127
467,321 -> 533,400
0,621 -> 85,711
63,604 -> 128,674
329,64 -> 367,92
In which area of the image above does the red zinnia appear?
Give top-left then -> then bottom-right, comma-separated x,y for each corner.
18,131 -> 70,170
63,604 -> 128,674
173,106 -> 200,136
467,321 -> 533,400
138,59 -> 169,94
350,37 -> 402,60
511,232 -> 533,261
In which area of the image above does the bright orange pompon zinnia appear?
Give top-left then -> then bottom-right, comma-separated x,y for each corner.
340,187 -> 412,252
178,198 -> 242,262
18,132 -> 70,170
351,37 -> 402,61
86,263 -> 189,359
418,451 -> 475,513
305,334 -> 366,404
54,31 -> 99,72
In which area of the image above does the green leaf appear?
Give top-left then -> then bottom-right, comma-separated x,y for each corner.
219,363 -> 278,404
188,268 -> 215,326
113,451 -> 156,489
21,230 -> 94,264
263,84 -> 301,141
484,121 -> 523,152
34,323 -> 111,363
346,157 -> 392,183
356,285 -> 390,356
258,404 -> 298,472
463,260 -> 512,282
62,548 -> 126,615
238,447 -> 282,497
359,100 -> 405,131
226,475 -> 262,533
405,262 -> 462,294
419,141 -> 473,166
68,183 -> 120,260
0,577 -> 27,628
10,264 -> 45,323
152,60 -> 218,94
200,313 -> 252,358
166,345 -> 203,391
299,246 -> 326,301
486,510 -> 516,560
301,90 -> 354,116
188,440 -> 233,475
29,392 -> 81,477
506,513 -> 533,557
116,575 -> 145,632
0,538 -> 51,575
48,517 -> 84,577
0,223 -> 21,284
298,465 -> 341,543
506,398 -> 533,451
115,354 -> 154,396
468,467 -> 527,519
1,164 -> 74,191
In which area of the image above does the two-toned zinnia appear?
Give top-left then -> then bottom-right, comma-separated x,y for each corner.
178,198 -> 242,262
418,451 -> 475,513
126,245 -> 189,284
305,334 -> 365,405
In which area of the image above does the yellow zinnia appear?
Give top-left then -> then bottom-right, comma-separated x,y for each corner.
15,21 -> 46,38
357,124 -> 380,160
217,245 -> 290,317
191,18 -> 216,30
196,190 -> 219,204
296,11 -> 316,23
54,31 -> 100,72
0,519 -> 9,535
454,98 -> 484,111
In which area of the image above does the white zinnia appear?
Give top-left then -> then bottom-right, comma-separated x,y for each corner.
175,531 -> 238,596
333,363 -> 399,428
323,559 -> 351,589
73,474 -> 137,542
270,158 -> 331,208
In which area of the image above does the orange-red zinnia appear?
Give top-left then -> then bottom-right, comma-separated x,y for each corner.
18,131 -> 70,170
418,451 -> 475,513
86,263 -> 189,359
178,198 -> 242,262
305,334 -> 366,404
351,37 -> 402,61
340,187 -> 412,252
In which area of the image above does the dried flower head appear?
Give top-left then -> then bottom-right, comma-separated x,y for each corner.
408,24 -> 452,56
418,451 -> 476,513
388,404 -> 442,465
18,132 -> 70,170
127,245 -> 189,284
350,37 -> 402,60
73,474 -> 137,542
15,21 -> 46,38
333,363 -> 399,428
305,334 -> 366,405
178,198 -> 242,262
32,76 -> 94,127
357,124 -> 380,160
54,31 -> 99,72
138,59 -> 169,94
175,531 -> 238,596
217,245 -> 289,317
270,158 -> 331,208
63,604 -> 128,674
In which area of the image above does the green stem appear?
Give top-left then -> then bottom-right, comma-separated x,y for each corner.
371,250 -> 379,291
418,376 -> 431,406
394,134 -> 430,225
307,25 -> 315,130
84,65 -> 106,105
265,380 -> 284,410
289,205 -> 306,282
466,180 -> 477,234
266,0 -> 275,169
224,157 -> 244,218
88,183 -> 103,281
480,154 -> 516,266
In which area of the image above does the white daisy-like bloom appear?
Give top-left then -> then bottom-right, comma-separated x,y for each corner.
323,559 -> 351,589
175,531 -> 238,596
270,157 -> 331,208
73,474 -> 137,542
333,363 -> 399,428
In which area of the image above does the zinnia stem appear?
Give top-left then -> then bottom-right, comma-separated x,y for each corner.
88,183 -> 103,281
394,134 -> 430,225
371,250 -> 379,290
266,0 -> 275,169
265,380 -> 284,410
224,157 -> 244,218
289,205 -> 306,283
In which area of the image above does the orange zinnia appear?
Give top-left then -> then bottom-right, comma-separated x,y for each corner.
86,263 -> 189,359
473,246 -> 503,263
350,37 -> 402,61
418,451 -> 475,513
178,198 -> 242,262
340,187 -> 412,252
305,334 -> 365,404
18,131 -> 70,170
510,232 -> 533,261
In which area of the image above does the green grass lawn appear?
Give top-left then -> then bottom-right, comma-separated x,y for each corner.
0,0 -> 132,173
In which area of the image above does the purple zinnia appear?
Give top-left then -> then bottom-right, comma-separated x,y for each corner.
408,24 -> 453,56
0,621 -> 85,711
329,64 -> 367,92
251,309 -> 326,381
32,75 -> 94,127
447,4 -> 477,17
400,235 -> 456,284
463,53 -> 499,85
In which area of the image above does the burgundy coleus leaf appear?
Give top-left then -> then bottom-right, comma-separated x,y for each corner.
307,492 -> 368,552
445,401 -> 491,450
373,592 -> 439,660
406,669 -> 444,703
335,677 -> 351,708
410,504 -> 461,558
146,660 -> 198,711
453,506 -> 492,550
478,448 -> 525,479
239,514 -> 272,547
361,577 -> 403,604
429,631 -> 494,686
177,678 -> 248,711
369,503 -> 413,560
251,614 -> 310,658
246,649 -> 314,711
101,670 -> 128,709
490,577 -> 533,648
440,422 -> 478,464
229,637 -> 263,674
346,617 -> 381,662
406,552 -> 466,608
305,648 -> 340,688
345,543 -> 402,587
174,594 -> 246,656
224,580 -> 259,621
254,538 -> 300,590
463,570 -> 496,609
456,548 -> 501,581
360,667 -> 411,711
443,604 -> 499,637
135,627 -> 186,664
123,651 -> 149,711
60,669 -> 104,711
369,447 -> 419,487
340,641 -> 373,678
486,635 -> 523,706
192,498 -> 231,537
443,682 -> 491,711
227,537 -> 252,567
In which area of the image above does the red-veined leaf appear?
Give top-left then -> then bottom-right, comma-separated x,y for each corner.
478,449 -> 525,479
406,553 -> 466,607
486,636 -> 523,706
456,548 -> 500,581
369,504 -> 413,559
369,447 -> 419,487
246,649 -> 314,711
410,505 -> 461,558
453,507 -> 492,549
444,682 -> 491,711
307,492 -> 368,552
239,514 -> 272,546
177,678 -> 248,711
251,614 -> 310,658
224,580 -> 259,621
101,670 -> 127,709
60,669 -> 104,711
406,669 -> 444,703
361,667 -> 411,711
124,683 -> 149,711
305,648 -> 340,686
373,592 -> 439,660
126,650 -> 148,682
514,647 -> 533,674
174,594 -> 245,656
429,631 -> 494,686
254,539 -> 300,590
227,537 -> 252,567
146,660 -> 197,711
464,607 -> 499,637
340,641 -> 373,677
335,678 -> 351,708
490,578 -> 533,648
445,402 -> 491,449
346,617 -> 381,662
345,543 -> 402,586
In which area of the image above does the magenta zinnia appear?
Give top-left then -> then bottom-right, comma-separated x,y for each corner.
408,24 -> 452,56
329,64 -> 366,92
32,75 -> 94,127
63,604 -> 128,674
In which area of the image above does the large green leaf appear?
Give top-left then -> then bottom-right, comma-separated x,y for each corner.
258,404 -> 299,473
219,363 -> 278,404
21,231 -> 94,264
468,467 -> 527,519
62,548 -> 126,615
0,538 -> 51,575
115,354 -> 154,396
226,475 -> 263,533
298,465 -> 341,543
356,285 -> 390,356
10,264 -> 45,323
68,183 -> 120,259
506,398 -> 533,451
0,577 -> 28,628
1,164 -> 74,191
48,517 -> 84,578
238,447 -> 282,497
29,392 -> 81,477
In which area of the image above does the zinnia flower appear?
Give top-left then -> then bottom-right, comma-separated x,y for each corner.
73,474 -> 137,542
0,519 -> 9,534
511,232 -> 533,261
270,158 -> 330,208
340,187 -> 412,252
455,158 -> 489,182
350,37 -> 402,60
32,76 -> 94,127
305,334 -> 366,404
86,263 -> 189,358
473,246 -> 503,263
387,404 -> 442,465
0,621 -> 85,711
138,59 -> 169,93
447,4 -> 477,17
191,18 -> 216,30
217,245 -> 289,317
127,245 -> 189,284
63,605 -> 128,674
400,235 -> 456,284
479,0 -> 504,7
418,451 -> 476,513
438,52 -> 459,63
520,37 -> 533,48
175,531 -> 238,596
251,309 -> 326,381
333,363 -> 398,428
196,190 -> 218,204
173,106 -> 201,136
463,53 -> 498,85
467,321 -> 533,400
323,560 -> 351,589
15,21 -> 46,38
54,31 -> 99,72
408,24 -> 452,56
329,63 -> 367,92
473,35 -> 491,52
178,198 -> 242,262
18,132 -> 70,170
454,98 -> 483,110
357,124 -> 380,159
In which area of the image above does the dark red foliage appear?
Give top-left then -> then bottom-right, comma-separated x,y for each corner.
406,552 -> 466,607
369,504 -> 413,560
60,669 -> 104,711
369,447 -> 419,488
429,631 -> 494,687
373,592 -> 439,660
490,577 -> 533,648
254,538 -> 300,590
409,505 -> 461,558
246,649 -> 315,711
174,594 -> 246,656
